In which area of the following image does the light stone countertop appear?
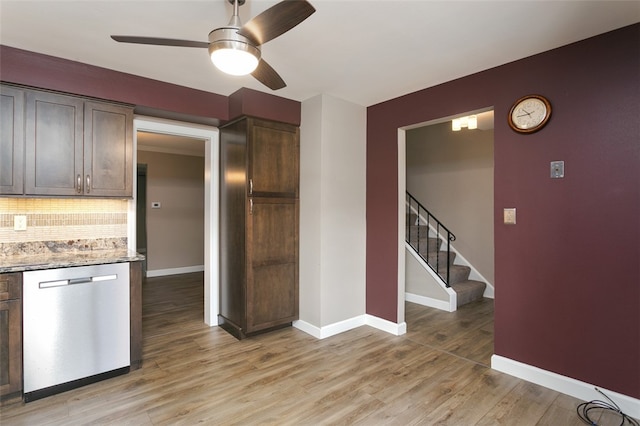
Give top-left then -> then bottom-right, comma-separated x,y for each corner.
0,250 -> 145,273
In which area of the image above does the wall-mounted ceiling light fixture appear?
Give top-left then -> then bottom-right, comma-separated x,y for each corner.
452,115 -> 478,131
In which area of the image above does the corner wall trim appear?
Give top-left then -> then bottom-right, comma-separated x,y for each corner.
146,265 -> 205,278
491,355 -> 640,419
293,314 -> 407,340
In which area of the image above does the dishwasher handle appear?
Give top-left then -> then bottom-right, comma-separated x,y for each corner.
39,280 -> 69,289
39,274 -> 118,289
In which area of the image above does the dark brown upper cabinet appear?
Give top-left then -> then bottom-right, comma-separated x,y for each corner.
1,84 -> 133,198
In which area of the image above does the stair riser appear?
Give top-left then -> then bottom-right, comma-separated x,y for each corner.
412,239 -> 441,253
407,225 -> 430,239
406,213 -> 419,225
427,251 -> 456,267
451,280 -> 487,307
439,265 -> 470,286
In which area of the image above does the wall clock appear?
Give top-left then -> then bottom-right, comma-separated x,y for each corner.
508,94 -> 552,134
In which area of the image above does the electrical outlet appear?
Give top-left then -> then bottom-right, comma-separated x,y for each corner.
14,215 -> 27,231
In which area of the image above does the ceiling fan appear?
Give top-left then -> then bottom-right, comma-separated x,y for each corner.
111,0 -> 315,90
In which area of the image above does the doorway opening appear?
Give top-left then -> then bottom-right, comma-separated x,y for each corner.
398,109 -> 495,364
128,117 -> 219,326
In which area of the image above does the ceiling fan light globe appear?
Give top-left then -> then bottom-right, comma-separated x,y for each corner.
211,48 -> 259,75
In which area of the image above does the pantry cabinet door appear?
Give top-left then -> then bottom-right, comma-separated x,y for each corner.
248,118 -> 299,198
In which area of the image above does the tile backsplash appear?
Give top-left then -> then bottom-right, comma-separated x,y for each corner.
0,198 -> 129,257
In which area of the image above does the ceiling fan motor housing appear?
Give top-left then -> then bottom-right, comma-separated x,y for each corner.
208,27 -> 261,58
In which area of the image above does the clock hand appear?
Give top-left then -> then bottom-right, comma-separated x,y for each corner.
517,109 -> 532,118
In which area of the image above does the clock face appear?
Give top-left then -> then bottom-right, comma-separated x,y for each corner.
509,95 -> 551,133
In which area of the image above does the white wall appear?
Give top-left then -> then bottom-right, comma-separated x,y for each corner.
299,94 -> 367,330
137,150 -> 204,273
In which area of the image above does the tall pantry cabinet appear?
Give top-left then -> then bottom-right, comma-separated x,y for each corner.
219,117 -> 299,339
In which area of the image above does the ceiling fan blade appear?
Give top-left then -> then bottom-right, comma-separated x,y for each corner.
238,0 -> 316,45
251,59 -> 286,90
111,35 -> 209,48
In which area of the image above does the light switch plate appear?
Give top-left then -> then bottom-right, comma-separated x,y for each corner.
503,208 -> 516,225
550,161 -> 564,178
14,215 -> 27,231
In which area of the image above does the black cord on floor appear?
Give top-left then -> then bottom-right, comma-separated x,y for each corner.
576,388 -> 639,426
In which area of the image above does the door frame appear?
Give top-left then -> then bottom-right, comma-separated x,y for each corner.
128,117 -> 220,326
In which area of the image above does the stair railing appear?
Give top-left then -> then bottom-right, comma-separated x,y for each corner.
406,191 -> 456,287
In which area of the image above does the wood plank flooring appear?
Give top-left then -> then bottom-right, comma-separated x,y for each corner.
1,272 -> 596,425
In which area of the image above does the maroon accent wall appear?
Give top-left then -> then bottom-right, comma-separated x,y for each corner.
367,23 -> 639,398
0,45 -> 300,125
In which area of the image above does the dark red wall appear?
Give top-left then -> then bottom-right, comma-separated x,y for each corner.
367,23 -> 639,397
0,45 -> 300,125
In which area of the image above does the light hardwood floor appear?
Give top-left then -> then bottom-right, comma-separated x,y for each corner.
1,272 -> 596,425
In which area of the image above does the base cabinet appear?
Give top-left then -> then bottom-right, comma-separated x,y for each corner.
219,117 -> 299,339
0,273 -> 22,399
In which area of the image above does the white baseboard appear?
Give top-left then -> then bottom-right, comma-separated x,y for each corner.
406,292 -> 455,312
293,316 -> 365,339
146,265 -> 204,278
366,314 -> 407,336
492,355 -> 640,419
294,314 -> 407,340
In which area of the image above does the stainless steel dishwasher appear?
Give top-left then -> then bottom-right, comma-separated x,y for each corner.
23,262 -> 130,402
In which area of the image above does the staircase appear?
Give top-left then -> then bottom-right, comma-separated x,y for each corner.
406,208 -> 487,309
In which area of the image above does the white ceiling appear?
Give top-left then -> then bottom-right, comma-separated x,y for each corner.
1,1 -> 638,107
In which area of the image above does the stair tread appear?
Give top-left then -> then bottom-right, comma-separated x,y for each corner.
437,264 -> 469,271
450,279 -> 486,291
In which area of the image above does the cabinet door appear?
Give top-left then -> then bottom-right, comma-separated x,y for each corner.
0,274 -> 22,397
25,90 -> 84,195
84,102 -> 133,197
0,86 -> 25,195
248,119 -> 299,198
246,197 -> 299,333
